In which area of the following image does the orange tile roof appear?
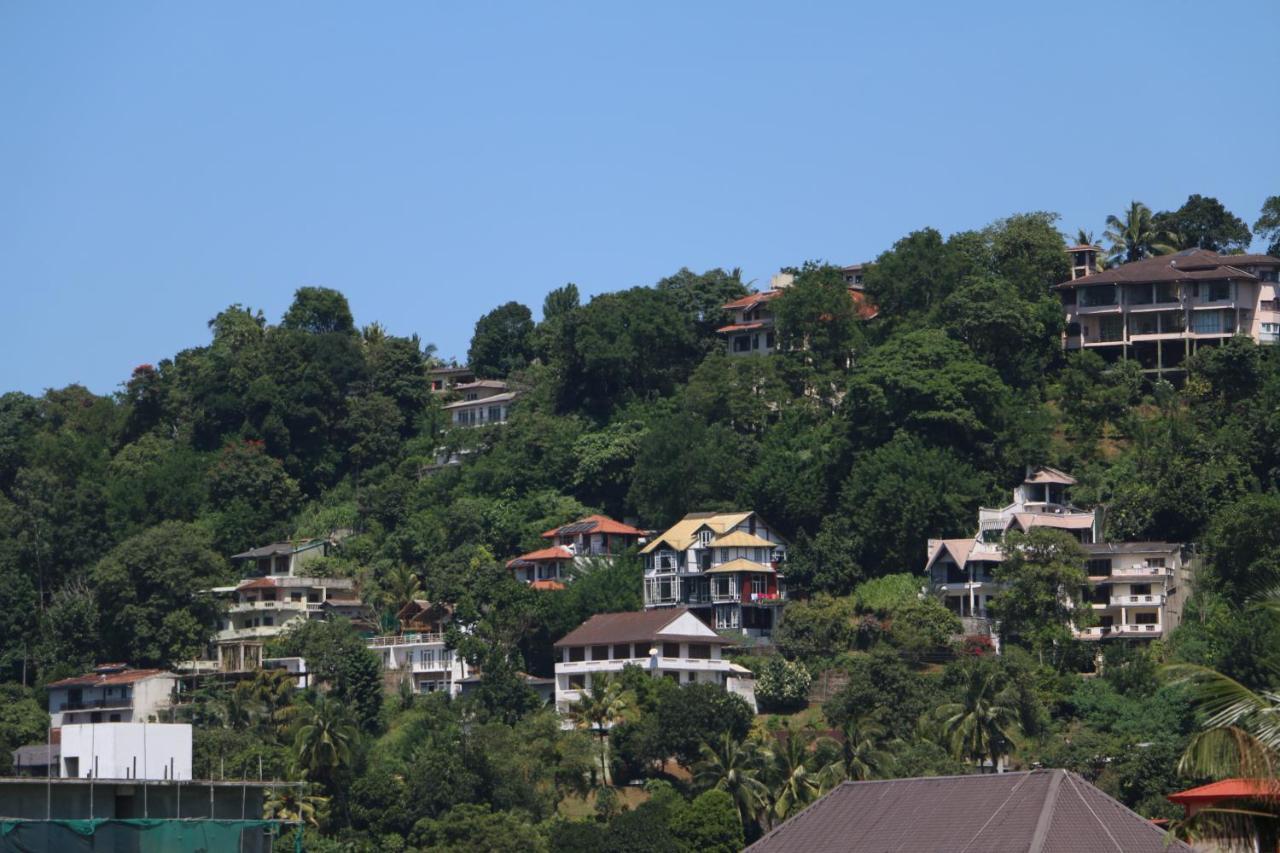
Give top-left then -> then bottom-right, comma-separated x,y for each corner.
716,322 -> 767,333
47,668 -> 174,689
1168,778 -> 1280,804
540,514 -> 647,539
506,546 -> 573,568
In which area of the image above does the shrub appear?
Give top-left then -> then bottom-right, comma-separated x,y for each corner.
755,656 -> 812,713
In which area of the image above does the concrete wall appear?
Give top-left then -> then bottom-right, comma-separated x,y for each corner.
60,724 -> 192,781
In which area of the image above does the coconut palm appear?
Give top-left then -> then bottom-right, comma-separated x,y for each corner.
382,563 -> 422,613
930,663 -> 1021,771
694,733 -> 771,831
292,696 -> 358,791
263,785 -> 329,827
1164,663 -> 1280,780
818,714 -> 893,790
565,674 -> 632,785
1103,201 -> 1177,264
767,727 -> 820,825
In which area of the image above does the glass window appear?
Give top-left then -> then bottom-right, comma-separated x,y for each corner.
1208,282 -> 1230,302
1080,286 -> 1117,307
687,643 -> 711,659
568,674 -> 586,689
1144,558 -> 1166,568
1134,612 -> 1158,625
1155,282 -> 1178,303
1086,559 -> 1112,576
1193,311 -> 1224,334
1099,316 -> 1123,341
568,646 -> 584,662
591,645 -> 609,661
662,642 -> 681,658
733,336 -> 751,352
612,644 -> 630,660
1128,284 -> 1153,305
1128,313 -> 1158,336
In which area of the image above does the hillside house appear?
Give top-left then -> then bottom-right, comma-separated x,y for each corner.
717,269 -> 878,357
553,608 -> 756,713
1058,247 -> 1280,377
442,379 -> 517,427
367,600 -> 470,696
508,514 -> 647,585
427,364 -> 475,393
641,511 -> 786,638
47,665 -> 178,727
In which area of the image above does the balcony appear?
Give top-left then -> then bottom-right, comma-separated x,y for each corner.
369,633 -> 445,647
1109,565 -> 1173,579
227,599 -> 316,614
215,624 -> 289,642
1109,593 -> 1164,607
56,697 -> 133,712
1077,623 -> 1163,639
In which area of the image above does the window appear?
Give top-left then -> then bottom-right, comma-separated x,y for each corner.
714,605 -> 740,630
1134,612 -> 1158,625
1066,322 -> 1081,336
1129,284 -> 1153,305
488,406 -> 503,422
687,643 -> 711,660
1208,282 -> 1231,302
751,334 -> 759,350
748,516 -> 756,535
591,645 -> 610,661
765,332 -> 776,349
752,575 -> 766,596
662,642 -> 681,658
568,674 -> 586,690
698,529 -> 713,546
733,335 -> 751,353
1128,313 -> 1158,336
698,550 -> 711,572
657,552 -> 675,571
714,576 -> 733,599
1144,558 -> 1166,568
1155,282 -> 1178,303
1086,559 -> 1112,576
109,713 -> 121,722
1131,583 -> 1152,596
568,646 -> 585,663
1193,311 -> 1225,334
612,644 -> 630,660
262,616 -> 273,627
1080,286 -> 1117,307
1098,316 -> 1123,341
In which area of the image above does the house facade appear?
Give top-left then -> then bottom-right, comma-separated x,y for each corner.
552,608 -> 756,714
926,466 -> 1190,642
1058,247 -> 1280,377
640,511 -> 786,637
427,365 -> 475,393
367,600 -> 470,696
59,723 -> 193,781
716,270 -> 877,357
507,514 -> 647,585
205,539 -> 364,673
47,665 -> 178,727
442,380 -> 516,427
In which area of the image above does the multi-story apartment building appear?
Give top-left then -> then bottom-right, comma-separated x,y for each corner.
716,270 -> 878,357
926,467 -> 1190,642
1058,247 -> 1280,377
552,608 -> 756,713
507,514 -> 647,586
1078,542 -> 1190,640
367,600 -> 470,696
442,380 -> 517,427
640,511 -> 786,637
47,665 -> 178,727
208,538 -> 362,673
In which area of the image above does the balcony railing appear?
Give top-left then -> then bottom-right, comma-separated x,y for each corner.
1078,624 -> 1162,639
1109,593 -> 1164,606
1110,565 -> 1173,578
56,697 -> 134,712
369,633 -> 445,647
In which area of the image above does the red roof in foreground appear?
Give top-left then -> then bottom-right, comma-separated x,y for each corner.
1168,778 -> 1280,804
47,668 -> 174,689
541,514 -> 647,539
716,322 -> 767,334
506,546 -> 573,568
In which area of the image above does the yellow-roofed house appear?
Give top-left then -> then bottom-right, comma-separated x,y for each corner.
640,511 -> 787,638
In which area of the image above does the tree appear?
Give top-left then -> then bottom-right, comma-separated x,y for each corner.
656,682 -> 754,767
773,594 -> 856,661
205,439 -> 302,554
565,673 -> 632,785
941,276 -> 1063,386
274,619 -> 385,733
91,521 -> 229,667
818,714 -> 892,787
755,657 -> 812,713
1200,494 -> 1280,605
765,727 -> 820,824
281,287 -> 356,335
292,695 -> 358,793
1103,201 -> 1176,264
988,529 -> 1089,662
694,734 -> 770,833
669,788 -> 744,853
0,685 -> 49,774
409,803 -> 548,853
863,227 -> 965,319
542,283 -> 581,323
1154,194 -> 1252,253
772,263 -> 863,373
468,301 -> 534,378
654,267 -> 748,340
1255,195 -> 1280,257
929,659 -> 1022,770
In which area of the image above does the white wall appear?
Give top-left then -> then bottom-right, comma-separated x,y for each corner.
60,723 -> 192,781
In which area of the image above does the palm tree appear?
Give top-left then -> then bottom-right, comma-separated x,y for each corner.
263,785 -> 329,827
565,674 -> 632,785
292,696 -> 358,791
767,727 -> 820,826
930,664 -> 1022,772
382,564 -> 422,614
1103,201 -> 1177,265
818,714 -> 893,790
1164,663 -> 1280,781
694,733 -> 771,831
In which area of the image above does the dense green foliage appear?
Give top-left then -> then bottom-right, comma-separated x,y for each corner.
5,196 -> 1280,848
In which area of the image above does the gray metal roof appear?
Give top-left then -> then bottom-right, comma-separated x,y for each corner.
746,770 -> 1191,853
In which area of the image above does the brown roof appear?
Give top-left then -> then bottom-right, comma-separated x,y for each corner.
47,668 -> 174,689
554,608 -> 732,648
746,770 -> 1191,853
1025,466 -> 1076,486
1055,249 -> 1266,289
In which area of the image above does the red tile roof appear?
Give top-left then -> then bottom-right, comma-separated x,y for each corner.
722,290 -> 784,310
237,578 -> 278,590
1168,778 -> 1280,804
541,514 -> 647,539
716,322 -> 767,334
506,546 -> 573,568
47,668 -> 174,689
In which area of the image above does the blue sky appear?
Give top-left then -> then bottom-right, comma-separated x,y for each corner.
2,1 -> 1277,396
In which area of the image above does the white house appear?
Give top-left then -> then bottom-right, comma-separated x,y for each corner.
553,608 -> 756,714
59,723 -> 192,781
367,600 -> 471,696
47,665 -> 178,728
442,380 -> 517,428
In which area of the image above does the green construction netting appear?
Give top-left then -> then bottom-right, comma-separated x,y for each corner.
0,819 -> 298,853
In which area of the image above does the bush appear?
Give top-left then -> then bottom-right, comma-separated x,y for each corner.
773,594 -> 856,661
755,657 -> 812,713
